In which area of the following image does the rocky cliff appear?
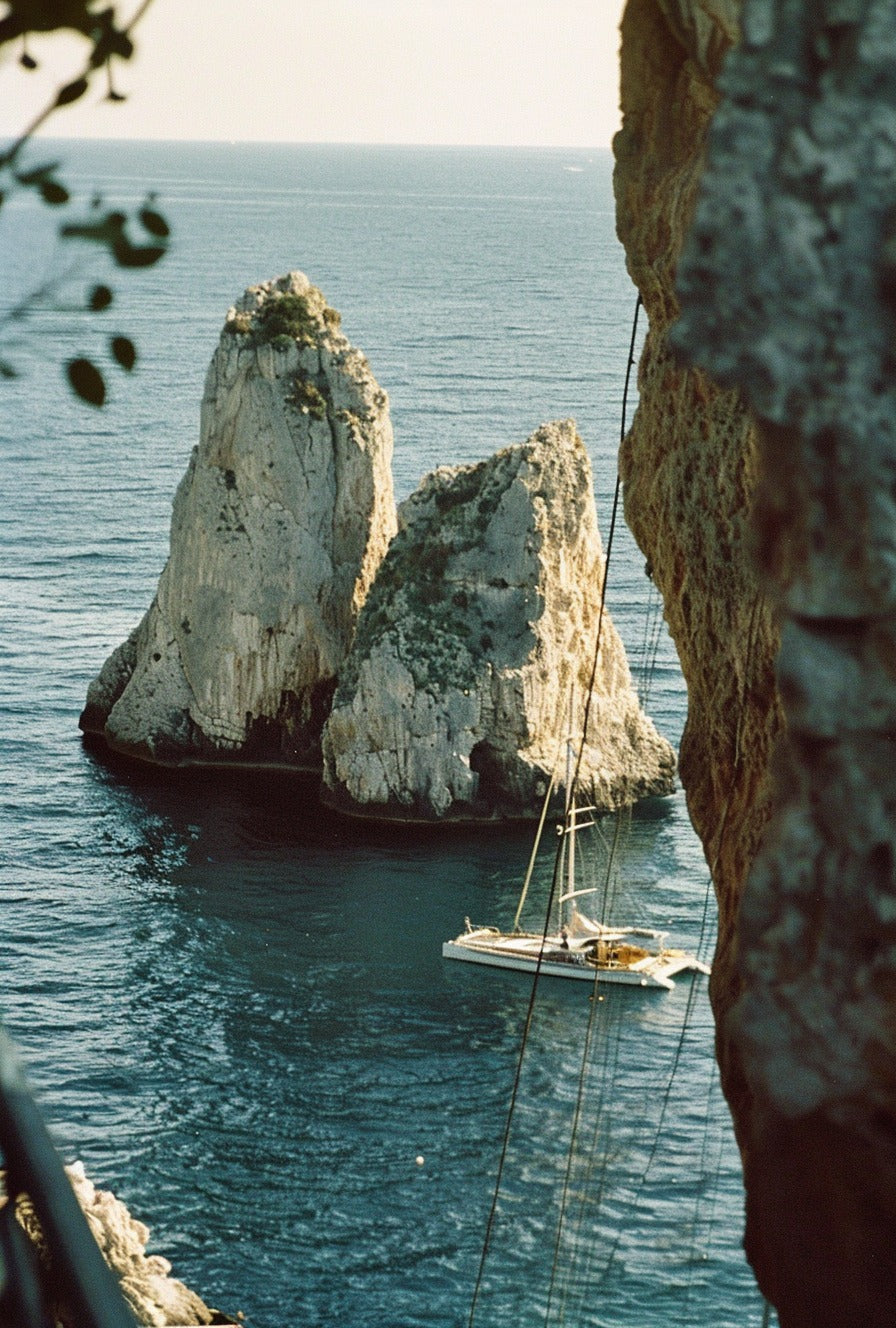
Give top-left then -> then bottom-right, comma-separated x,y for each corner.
5,1162 -> 225,1325
321,420 -> 676,821
617,0 -> 896,1323
615,0 -> 775,1131
80,273 -> 396,768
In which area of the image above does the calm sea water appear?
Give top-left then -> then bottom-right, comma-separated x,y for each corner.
1,141 -> 768,1326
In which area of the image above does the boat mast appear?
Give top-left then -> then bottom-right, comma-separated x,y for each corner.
563,707 -> 576,933
513,767 -> 556,933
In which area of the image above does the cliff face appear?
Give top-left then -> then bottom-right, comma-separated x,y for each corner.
672,2 -> 896,1324
615,0 -> 778,1114
322,420 -> 676,821
617,0 -> 896,1323
6,1162 -> 223,1325
80,273 -> 396,768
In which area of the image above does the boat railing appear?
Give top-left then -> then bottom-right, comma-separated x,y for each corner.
0,1020 -> 136,1327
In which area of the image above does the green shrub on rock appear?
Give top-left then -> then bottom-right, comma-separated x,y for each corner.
255,293 -> 320,347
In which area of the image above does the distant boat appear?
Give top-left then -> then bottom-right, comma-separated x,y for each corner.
443,752 -> 710,991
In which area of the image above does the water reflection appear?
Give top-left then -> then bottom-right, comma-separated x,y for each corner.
8,742 -> 752,1327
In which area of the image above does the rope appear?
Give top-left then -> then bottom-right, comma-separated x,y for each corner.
683,1052 -> 726,1313
591,589 -> 765,1295
547,297 -> 766,1309
467,294 -> 643,1327
496,298 -> 763,1325
637,579 -> 666,711
678,593 -> 765,1313
541,296 -> 644,1322
465,845 -> 565,1328
566,294 -> 641,805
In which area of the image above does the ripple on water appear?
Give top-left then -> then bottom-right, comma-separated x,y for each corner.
0,142 -> 759,1328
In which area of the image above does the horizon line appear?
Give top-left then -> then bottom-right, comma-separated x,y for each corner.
15,130 -> 613,152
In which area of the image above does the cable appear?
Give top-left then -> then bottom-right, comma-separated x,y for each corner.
541,296 -> 645,1323
566,294 -> 641,807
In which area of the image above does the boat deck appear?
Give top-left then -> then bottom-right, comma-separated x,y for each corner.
443,928 -> 710,989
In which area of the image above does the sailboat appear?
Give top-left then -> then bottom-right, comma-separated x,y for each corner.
443,750 -> 710,991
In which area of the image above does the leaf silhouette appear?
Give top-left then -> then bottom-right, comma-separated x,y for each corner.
67,358 -> 106,406
139,207 -> 169,238
56,77 -> 89,107
111,336 -> 136,370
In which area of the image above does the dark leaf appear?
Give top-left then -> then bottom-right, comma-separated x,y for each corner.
89,284 -> 113,311
91,29 -> 134,66
67,358 -> 105,407
111,336 -> 136,371
106,89 -> 127,102
20,52 -> 37,70
40,180 -> 69,205
60,211 -> 126,247
56,77 -> 89,107
112,238 -> 166,268
139,207 -> 169,238
15,162 -> 62,186
62,209 -> 166,267
0,359 -> 18,379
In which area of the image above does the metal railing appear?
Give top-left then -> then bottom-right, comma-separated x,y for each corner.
0,1021 -> 135,1327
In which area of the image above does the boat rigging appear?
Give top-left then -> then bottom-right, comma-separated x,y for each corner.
443,742 -> 710,989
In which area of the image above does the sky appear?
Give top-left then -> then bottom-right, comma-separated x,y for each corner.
2,1 -> 626,148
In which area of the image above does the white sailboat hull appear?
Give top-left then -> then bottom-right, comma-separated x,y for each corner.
442,930 -> 710,991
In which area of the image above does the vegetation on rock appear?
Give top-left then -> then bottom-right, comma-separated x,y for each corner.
287,371 -> 328,420
254,292 -> 319,347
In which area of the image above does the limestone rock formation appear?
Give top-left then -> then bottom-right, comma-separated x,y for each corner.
80,273 -> 396,768
614,0 -> 779,1129
321,420 -> 676,822
672,2 -> 896,1324
617,0 -> 896,1323
4,1161 -> 225,1326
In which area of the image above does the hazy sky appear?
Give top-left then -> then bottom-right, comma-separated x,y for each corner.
3,1 -> 626,148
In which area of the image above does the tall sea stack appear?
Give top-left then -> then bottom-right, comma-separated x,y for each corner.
321,421 -> 676,822
80,272 -> 397,768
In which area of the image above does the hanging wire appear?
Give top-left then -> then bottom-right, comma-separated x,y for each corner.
543,297 -> 649,1323
636,577 -> 666,711
566,294 -> 642,803
591,590 -> 765,1295
543,296 -> 769,1317
465,844 -> 567,1328
470,288 -> 768,1326
466,293 -> 643,1328
550,989 -> 624,1324
680,595 -> 766,1314
683,1052 -> 727,1313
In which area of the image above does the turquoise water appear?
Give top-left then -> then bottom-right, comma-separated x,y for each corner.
1,141 -> 765,1325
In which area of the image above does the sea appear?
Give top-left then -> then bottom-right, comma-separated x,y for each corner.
1,141 -> 771,1327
